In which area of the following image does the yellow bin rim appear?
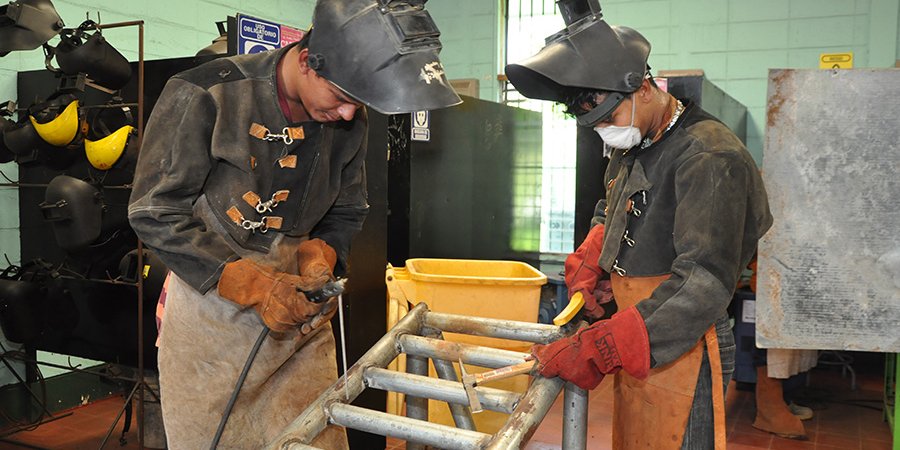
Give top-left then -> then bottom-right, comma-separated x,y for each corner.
405,258 -> 547,286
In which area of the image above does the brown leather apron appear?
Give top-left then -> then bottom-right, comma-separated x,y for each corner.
610,274 -> 726,450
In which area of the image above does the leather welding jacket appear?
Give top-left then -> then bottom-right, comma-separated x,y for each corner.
598,101 -> 772,368
127,45 -> 369,294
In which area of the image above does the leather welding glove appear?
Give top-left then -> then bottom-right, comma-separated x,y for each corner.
565,224 -> 613,320
531,306 -> 650,390
296,238 -> 338,293
218,259 -> 324,333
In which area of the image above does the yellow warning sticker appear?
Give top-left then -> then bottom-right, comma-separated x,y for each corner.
143,264 -> 151,279
819,52 -> 853,69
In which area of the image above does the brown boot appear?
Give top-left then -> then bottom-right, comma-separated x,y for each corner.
752,366 -> 807,439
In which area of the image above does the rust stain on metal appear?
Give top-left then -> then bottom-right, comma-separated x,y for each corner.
767,69 -> 793,127
507,394 -> 544,443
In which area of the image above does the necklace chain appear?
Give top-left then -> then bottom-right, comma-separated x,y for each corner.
638,99 -> 685,150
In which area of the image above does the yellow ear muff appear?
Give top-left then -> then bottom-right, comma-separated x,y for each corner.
85,124 -> 133,170
29,100 -> 80,147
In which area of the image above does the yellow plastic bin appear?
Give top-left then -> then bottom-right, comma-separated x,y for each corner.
385,258 -> 547,434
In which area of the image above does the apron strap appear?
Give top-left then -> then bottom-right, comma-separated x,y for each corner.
704,328 -> 727,450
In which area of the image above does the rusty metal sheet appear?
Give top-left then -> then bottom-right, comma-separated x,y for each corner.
758,68 -> 900,352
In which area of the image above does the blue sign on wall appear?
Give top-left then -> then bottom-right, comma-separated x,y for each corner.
237,14 -> 303,55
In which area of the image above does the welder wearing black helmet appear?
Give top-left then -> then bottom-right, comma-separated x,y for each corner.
506,1 -> 772,449
127,1 -> 460,448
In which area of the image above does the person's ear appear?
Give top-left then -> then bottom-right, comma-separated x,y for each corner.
636,79 -> 654,103
297,48 -> 311,75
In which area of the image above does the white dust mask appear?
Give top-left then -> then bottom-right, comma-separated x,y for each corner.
593,95 -> 641,151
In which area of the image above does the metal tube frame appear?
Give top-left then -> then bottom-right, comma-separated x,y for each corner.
266,303 -> 589,450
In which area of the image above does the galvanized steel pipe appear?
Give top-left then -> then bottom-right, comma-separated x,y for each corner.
430,358 -> 477,430
365,367 -> 521,414
399,334 -> 529,369
265,303 -> 428,449
424,311 -> 566,344
484,376 -> 566,449
562,383 -> 588,450
327,403 -> 491,450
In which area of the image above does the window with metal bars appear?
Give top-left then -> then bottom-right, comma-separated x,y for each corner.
504,0 -> 577,254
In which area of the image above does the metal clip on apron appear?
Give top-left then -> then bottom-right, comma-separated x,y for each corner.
264,276 -> 592,450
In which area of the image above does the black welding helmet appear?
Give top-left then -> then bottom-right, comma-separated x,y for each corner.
118,248 -> 168,303
0,0 -> 64,56
0,101 -> 16,163
28,93 -> 82,147
308,0 -> 461,114
53,20 -> 132,90
0,268 -> 45,344
39,175 -> 104,252
84,100 -> 135,170
504,0 -> 651,125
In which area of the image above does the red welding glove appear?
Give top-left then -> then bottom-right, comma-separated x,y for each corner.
565,224 -> 613,320
218,259 -> 324,332
296,238 -> 338,293
531,306 -> 650,390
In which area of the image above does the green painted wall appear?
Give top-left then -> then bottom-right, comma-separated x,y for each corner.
434,0 -> 900,162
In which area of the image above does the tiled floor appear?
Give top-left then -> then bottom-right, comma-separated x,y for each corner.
1,366 -> 894,449
388,367 -> 895,450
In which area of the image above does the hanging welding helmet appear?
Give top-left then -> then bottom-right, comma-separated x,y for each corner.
40,175 -> 104,252
28,93 -> 82,147
307,0 -> 461,114
2,119 -> 53,166
53,20 -> 132,90
504,0 -> 651,126
0,0 -> 64,56
118,248 -> 168,304
196,21 -> 227,57
84,100 -> 135,170
0,101 -> 17,163
0,268 -> 46,344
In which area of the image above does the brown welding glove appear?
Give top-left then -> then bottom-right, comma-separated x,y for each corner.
565,224 -> 613,320
531,306 -> 650,390
296,238 -> 338,293
218,259 -> 324,332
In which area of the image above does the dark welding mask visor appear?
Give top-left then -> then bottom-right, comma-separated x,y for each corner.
308,0 -> 461,114
39,175 -> 103,252
574,91 -> 627,127
0,0 -> 64,56
54,21 -> 132,90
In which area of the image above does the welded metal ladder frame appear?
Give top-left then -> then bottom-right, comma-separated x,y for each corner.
266,302 -> 589,450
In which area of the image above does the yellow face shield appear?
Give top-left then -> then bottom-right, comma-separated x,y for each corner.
29,99 -> 80,146
85,124 -> 133,170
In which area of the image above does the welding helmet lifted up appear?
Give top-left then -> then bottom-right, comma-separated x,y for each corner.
504,0 -> 651,125
307,0 -> 461,114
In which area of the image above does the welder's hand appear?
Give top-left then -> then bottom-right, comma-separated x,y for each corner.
296,238 -> 337,293
531,306 -> 650,390
218,259 -> 324,332
565,224 -> 612,320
